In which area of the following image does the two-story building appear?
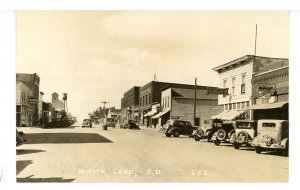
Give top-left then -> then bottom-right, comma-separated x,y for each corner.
16,81 -> 34,126
212,55 -> 288,120
152,87 -> 223,127
16,73 -> 40,125
121,86 -> 140,122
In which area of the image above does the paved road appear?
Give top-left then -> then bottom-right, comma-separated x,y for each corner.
16,124 -> 288,182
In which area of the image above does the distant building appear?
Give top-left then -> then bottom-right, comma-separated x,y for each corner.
51,92 -> 65,120
16,73 -> 40,125
107,107 -> 121,119
121,86 -> 140,122
152,87 -> 222,127
212,55 -> 288,120
139,81 -> 220,126
16,81 -> 34,126
38,91 -> 44,125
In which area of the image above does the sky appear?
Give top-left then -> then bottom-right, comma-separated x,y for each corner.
16,11 -> 289,121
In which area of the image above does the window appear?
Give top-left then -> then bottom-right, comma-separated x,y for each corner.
232,77 -> 236,96
246,101 -> 249,107
142,96 -> 145,106
149,93 -> 151,104
241,102 -> 245,109
224,104 -> 228,110
204,119 -> 211,124
167,96 -> 170,108
262,123 -> 276,128
223,79 -> 227,97
237,102 -> 240,109
145,94 -> 148,105
241,74 -> 246,94
139,97 -> 142,106
194,118 -> 200,126
232,103 -> 236,109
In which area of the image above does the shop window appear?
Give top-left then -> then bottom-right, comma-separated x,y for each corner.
194,117 -> 200,126
232,103 -> 236,110
237,102 -> 240,109
224,104 -> 228,110
246,101 -> 250,107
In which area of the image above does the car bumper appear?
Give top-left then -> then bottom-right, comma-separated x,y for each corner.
252,142 -> 285,149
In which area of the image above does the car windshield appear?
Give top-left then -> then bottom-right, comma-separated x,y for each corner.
107,118 -> 114,122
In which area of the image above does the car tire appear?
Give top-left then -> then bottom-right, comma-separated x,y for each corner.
216,129 -> 226,141
194,135 -> 201,141
173,130 -> 180,137
233,143 -> 240,149
255,147 -> 262,154
207,133 -> 213,142
165,133 -> 171,137
214,139 -> 221,146
282,141 -> 289,157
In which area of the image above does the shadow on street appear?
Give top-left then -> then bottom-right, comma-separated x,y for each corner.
17,175 -> 75,182
17,149 -> 45,155
16,160 -> 33,175
25,133 -> 113,144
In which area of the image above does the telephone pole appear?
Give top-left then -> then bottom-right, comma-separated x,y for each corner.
194,77 -> 197,126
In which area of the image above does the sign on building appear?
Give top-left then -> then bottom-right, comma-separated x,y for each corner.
207,87 -> 229,95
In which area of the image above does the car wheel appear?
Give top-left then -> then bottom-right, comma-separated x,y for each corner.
282,141 -> 289,157
173,130 -> 180,137
233,143 -> 240,149
255,147 -> 262,154
207,133 -> 213,142
216,129 -> 227,141
194,135 -> 201,141
214,139 -> 221,146
165,133 -> 171,137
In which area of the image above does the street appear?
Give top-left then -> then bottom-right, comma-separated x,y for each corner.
16,124 -> 288,183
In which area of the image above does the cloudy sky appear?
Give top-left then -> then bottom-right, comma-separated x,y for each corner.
16,11 -> 288,121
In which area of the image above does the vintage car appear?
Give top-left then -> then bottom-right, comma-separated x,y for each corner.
16,130 -> 26,146
211,121 -> 236,145
121,120 -> 140,130
82,119 -> 92,128
193,119 -> 223,142
252,119 -> 289,156
103,117 -> 116,128
163,119 -> 197,137
232,120 -> 257,149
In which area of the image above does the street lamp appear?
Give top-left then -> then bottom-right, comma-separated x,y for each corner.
101,101 -> 109,118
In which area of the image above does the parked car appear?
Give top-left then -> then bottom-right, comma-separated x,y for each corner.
193,119 -> 223,142
16,129 -> 26,146
103,118 -> 116,128
82,119 -> 92,128
163,119 -> 197,137
252,119 -> 289,156
121,120 -> 140,130
232,120 -> 257,149
211,121 -> 236,145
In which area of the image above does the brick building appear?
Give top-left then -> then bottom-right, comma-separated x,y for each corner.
152,87 -> 222,127
16,73 -> 40,125
121,86 -> 140,122
139,81 -> 219,126
212,55 -> 288,120
16,81 -> 34,126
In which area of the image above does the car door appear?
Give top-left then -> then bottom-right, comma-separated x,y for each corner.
177,121 -> 186,134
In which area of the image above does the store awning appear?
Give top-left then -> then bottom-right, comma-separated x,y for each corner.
246,101 -> 288,110
144,110 -> 157,117
211,110 -> 245,120
151,109 -> 170,119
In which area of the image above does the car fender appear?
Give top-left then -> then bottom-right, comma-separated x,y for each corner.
167,128 -> 178,134
281,138 -> 289,148
251,136 -> 259,146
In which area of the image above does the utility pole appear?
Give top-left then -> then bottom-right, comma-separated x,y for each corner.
194,77 -> 197,126
101,101 -> 109,118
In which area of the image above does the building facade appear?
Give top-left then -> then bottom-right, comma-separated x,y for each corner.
51,92 -> 65,121
212,55 -> 288,120
152,87 -> 223,127
121,86 -> 140,122
16,81 -> 34,126
16,73 -> 40,125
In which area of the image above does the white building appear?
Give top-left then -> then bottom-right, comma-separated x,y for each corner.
212,55 -> 288,120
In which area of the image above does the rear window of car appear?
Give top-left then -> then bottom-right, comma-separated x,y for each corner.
262,123 -> 276,128
237,122 -> 254,129
185,121 -> 192,126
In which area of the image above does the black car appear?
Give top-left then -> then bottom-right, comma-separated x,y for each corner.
121,120 -> 140,130
163,119 -> 197,137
